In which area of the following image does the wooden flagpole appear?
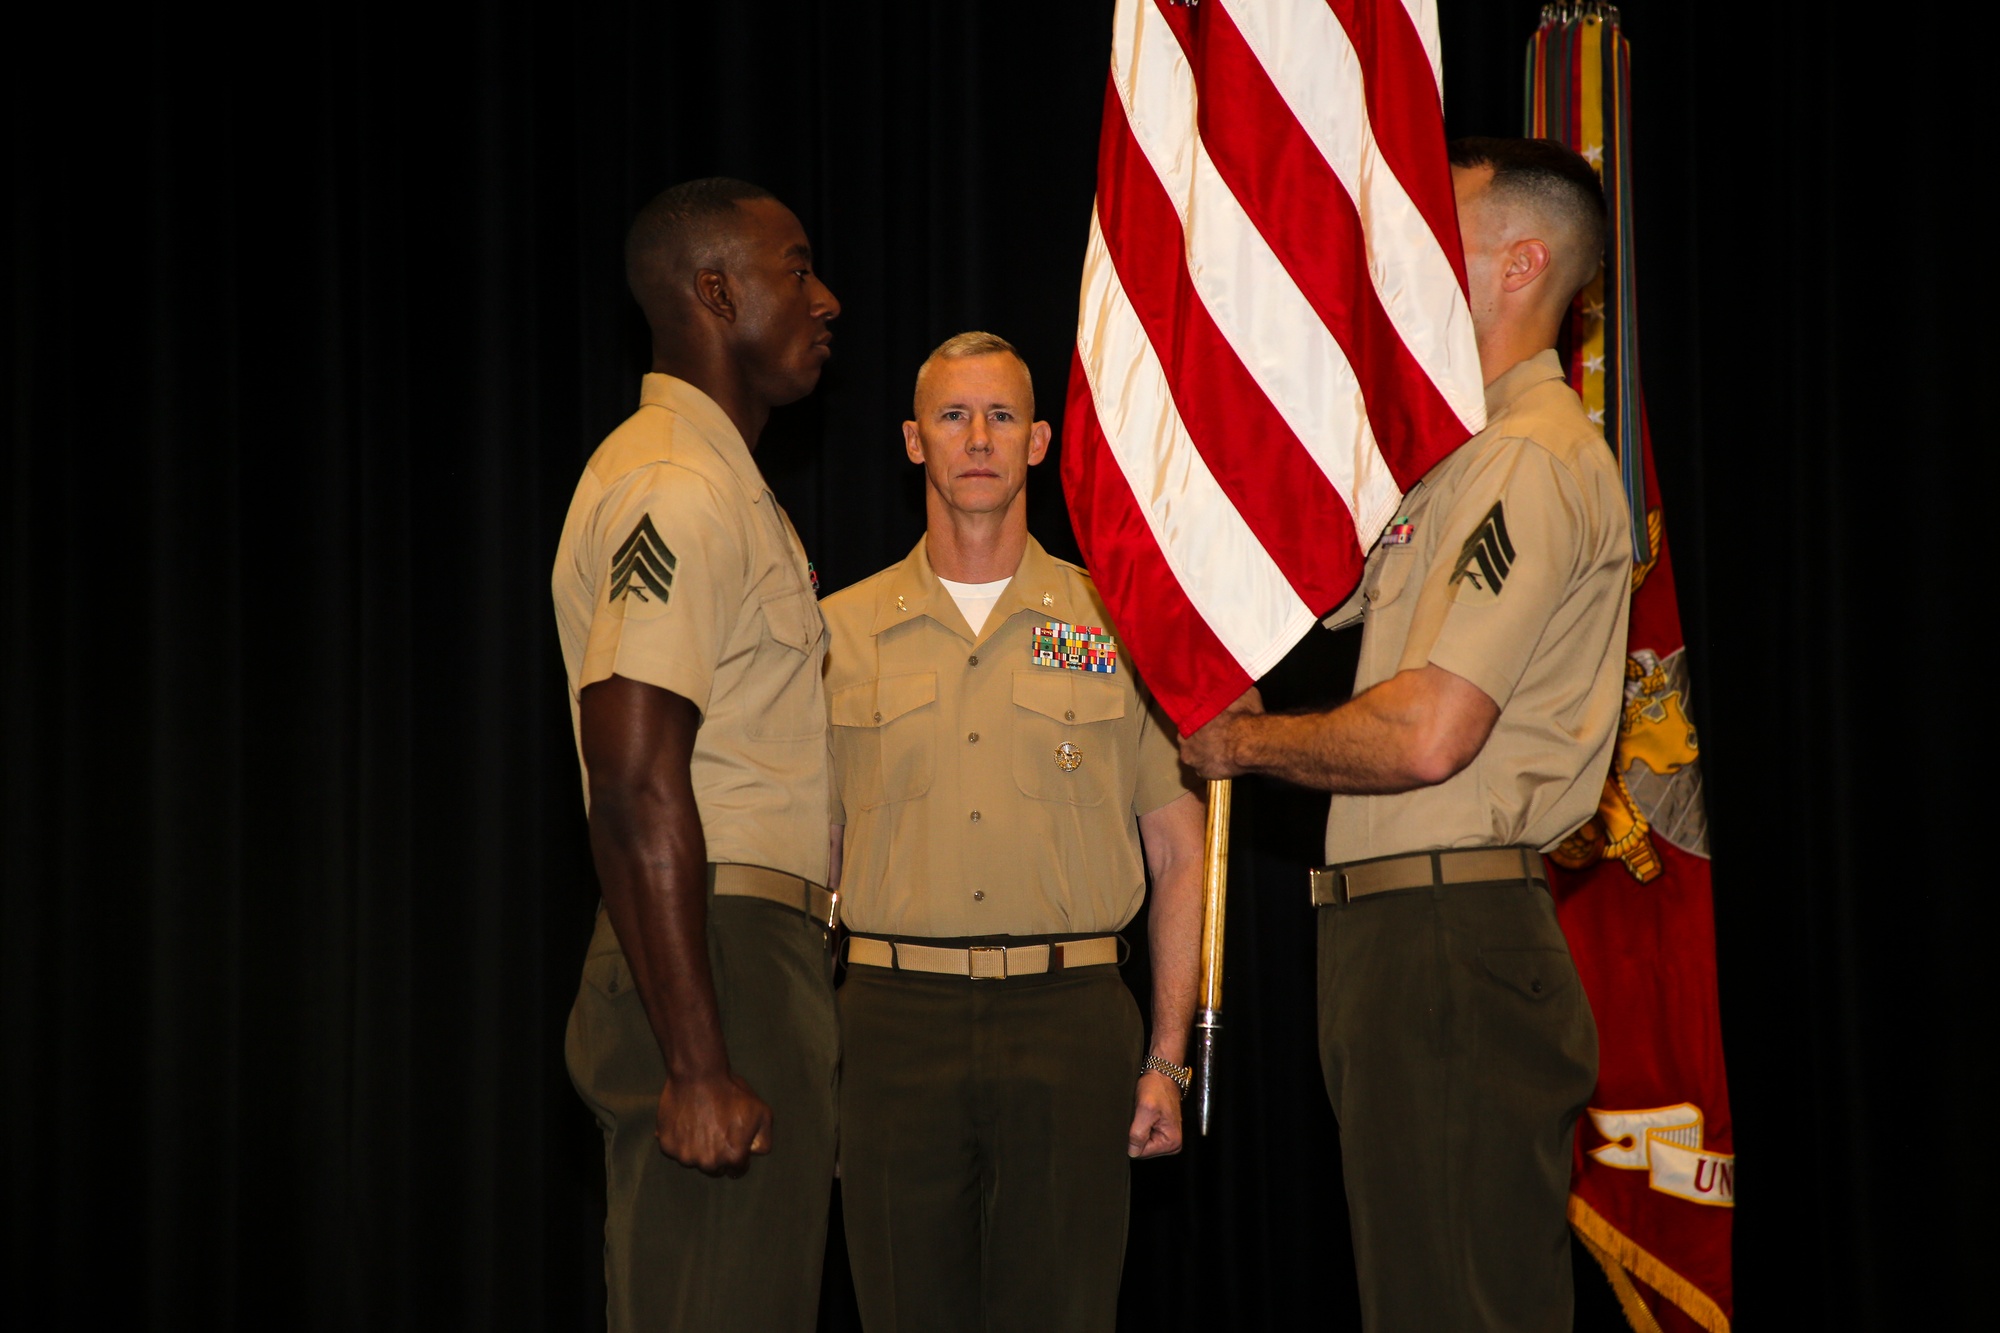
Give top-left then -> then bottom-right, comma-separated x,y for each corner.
1195,777 -> 1230,1135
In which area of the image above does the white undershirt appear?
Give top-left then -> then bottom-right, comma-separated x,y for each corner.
937,575 -> 1014,635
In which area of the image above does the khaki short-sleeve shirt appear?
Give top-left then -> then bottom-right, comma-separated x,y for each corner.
1324,350 -> 1632,863
553,374 -> 831,886
823,537 -> 1193,938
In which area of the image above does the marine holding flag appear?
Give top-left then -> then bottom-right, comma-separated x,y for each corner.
1182,138 -> 1632,1329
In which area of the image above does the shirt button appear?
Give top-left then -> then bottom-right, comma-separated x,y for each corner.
969,810 -> 981,823
968,654 -> 979,667
872,711 -> 882,723
967,732 -> 980,743
1064,709 -> 1075,722
972,890 -> 985,901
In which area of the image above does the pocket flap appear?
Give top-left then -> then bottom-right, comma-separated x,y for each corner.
1012,671 -> 1126,724
759,589 -> 821,653
831,672 -> 937,727
1364,547 -> 1420,611
1479,947 -> 1574,1001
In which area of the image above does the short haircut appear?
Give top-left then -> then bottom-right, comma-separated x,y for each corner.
1448,137 -> 1607,293
913,331 -> 1034,414
624,177 -> 775,301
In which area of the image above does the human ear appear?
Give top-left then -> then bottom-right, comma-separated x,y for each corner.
1501,239 -> 1552,294
1027,421 -> 1052,466
903,420 -> 925,465
694,269 -> 736,321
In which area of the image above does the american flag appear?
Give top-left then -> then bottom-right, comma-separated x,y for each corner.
1061,0 -> 1487,732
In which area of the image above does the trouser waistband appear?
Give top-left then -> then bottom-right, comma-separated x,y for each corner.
1310,846 -> 1547,907
713,863 -> 839,929
846,933 -> 1121,979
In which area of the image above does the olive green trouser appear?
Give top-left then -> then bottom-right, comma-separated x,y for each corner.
566,889 -> 839,1333
838,953 -> 1144,1333
1319,878 -> 1598,1333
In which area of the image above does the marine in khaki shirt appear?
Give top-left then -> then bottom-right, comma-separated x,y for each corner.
824,534 -> 1189,938
555,371 -> 831,880
555,178 -> 842,1333
1182,139 -> 1630,1330
825,333 -> 1204,1333
1319,345 -> 1630,864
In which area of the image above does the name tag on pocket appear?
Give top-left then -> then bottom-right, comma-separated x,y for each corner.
1031,620 -> 1118,674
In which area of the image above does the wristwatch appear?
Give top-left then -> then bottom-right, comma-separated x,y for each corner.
1141,1054 -> 1193,1097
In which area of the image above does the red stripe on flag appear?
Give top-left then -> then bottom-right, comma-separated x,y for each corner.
1156,0 -> 1466,488
1094,82 -> 1362,615
1323,0 -> 1467,292
1061,349 -> 1253,732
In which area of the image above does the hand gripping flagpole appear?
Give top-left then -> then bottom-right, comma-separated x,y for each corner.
1195,777 -> 1230,1135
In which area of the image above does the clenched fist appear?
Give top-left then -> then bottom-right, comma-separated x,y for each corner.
655,1071 -> 773,1176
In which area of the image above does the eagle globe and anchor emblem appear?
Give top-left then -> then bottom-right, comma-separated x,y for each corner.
1551,510 -> 1732,1209
1552,513 -> 1709,880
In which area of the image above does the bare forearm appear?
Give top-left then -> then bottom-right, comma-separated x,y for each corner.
1146,859 -> 1200,1065
1211,667 -> 1497,794
589,783 -> 728,1080
1229,697 -> 1429,793
1138,790 -> 1206,1065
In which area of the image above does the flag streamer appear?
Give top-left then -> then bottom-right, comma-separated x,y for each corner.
1529,2 -> 1650,566
1531,7 -> 1736,1330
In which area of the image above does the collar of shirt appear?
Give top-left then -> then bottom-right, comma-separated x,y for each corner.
1481,348 -> 1568,423
869,535 -> 1084,641
638,372 -> 772,507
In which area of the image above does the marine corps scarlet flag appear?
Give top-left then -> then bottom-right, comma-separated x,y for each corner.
1531,6 -> 1736,1330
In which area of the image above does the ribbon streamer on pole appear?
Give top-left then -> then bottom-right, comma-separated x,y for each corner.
1194,777 -> 1230,1135
1529,6 -> 1736,1330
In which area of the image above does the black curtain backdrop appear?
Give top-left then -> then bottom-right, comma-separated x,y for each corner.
5,2 -> 1992,1327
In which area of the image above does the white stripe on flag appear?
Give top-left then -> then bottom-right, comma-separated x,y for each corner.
1111,0 -> 1404,552
1395,0 -> 1446,92
1077,207 -> 1317,678
1220,0 -> 1484,432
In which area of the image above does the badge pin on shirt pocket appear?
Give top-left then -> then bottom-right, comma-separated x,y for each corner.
1011,671 -> 1124,805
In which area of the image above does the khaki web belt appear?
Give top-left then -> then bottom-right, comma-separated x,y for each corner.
847,935 -> 1120,980
713,863 -> 839,930
1309,847 -> 1547,908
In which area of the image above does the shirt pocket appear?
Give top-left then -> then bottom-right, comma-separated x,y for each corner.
1362,546 -> 1421,613
747,588 -> 826,741
1010,670 -> 1126,807
830,671 -> 937,811
1355,546 -> 1424,690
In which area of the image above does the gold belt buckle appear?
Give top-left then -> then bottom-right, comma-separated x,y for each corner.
1308,867 -> 1349,907
967,946 -> 1007,980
